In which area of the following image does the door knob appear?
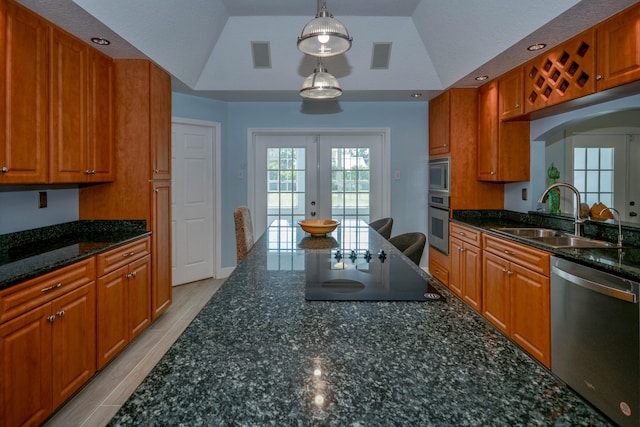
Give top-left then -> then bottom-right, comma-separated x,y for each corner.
311,211 -> 316,217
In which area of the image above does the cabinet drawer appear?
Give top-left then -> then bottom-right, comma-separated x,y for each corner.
429,258 -> 449,286
0,258 -> 95,324
96,237 -> 150,277
450,223 -> 481,246
483,234 -> 550,276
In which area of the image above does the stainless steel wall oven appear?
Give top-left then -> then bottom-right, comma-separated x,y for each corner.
428,192 -> 449,254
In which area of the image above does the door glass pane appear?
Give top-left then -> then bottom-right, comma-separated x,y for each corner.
573,146 -> 614,208
331,148 -> 371,224
267,147 -> 306,227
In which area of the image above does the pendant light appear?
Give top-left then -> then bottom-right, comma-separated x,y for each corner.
298,0 -> 352,57
300,59 -> 342,99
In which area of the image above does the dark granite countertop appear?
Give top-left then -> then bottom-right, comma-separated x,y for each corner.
0,220 -> 150,290
452,210 -> 640,283
108,224 -> 613,426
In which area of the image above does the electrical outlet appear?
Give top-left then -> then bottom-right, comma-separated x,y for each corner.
522,188 -> 527,201
39,191 -> 47,208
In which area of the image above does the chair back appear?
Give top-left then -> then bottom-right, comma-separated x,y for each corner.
388,232 -> 426,266
234,206 -> 254,264
369,217 -> 393,240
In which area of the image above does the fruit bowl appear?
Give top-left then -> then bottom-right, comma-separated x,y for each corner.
298,219 -> 340,237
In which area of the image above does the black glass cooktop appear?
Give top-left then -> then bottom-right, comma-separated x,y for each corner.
300,231 -> 444,302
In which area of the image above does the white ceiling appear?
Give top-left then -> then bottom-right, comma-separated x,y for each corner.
15,0 -> 640,101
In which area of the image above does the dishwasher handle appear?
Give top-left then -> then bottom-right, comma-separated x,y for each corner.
552,265 -> 637,303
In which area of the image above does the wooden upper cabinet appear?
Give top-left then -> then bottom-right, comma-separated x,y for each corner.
50,27 -> 114,183
150,63 -> 171,180
596,2 -> 640,91
428,91 -> 450,155
0,1 -> 49,184
498,67 -> 525,120
524,29 -> 596,114
87,49 -> 115,182
478,79 -> 530,182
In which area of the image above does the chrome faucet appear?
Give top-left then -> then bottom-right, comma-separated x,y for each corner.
538,182 -> 585,236
599,207 -> 623,247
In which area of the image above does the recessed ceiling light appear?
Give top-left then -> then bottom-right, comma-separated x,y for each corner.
527,43 -> 546,51
91,37 -> 110,46
475,75 -> 489,81
410,92 -> 422,98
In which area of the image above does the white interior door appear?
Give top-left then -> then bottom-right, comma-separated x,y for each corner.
172,121 -> 214,285
252,130 -> 388,237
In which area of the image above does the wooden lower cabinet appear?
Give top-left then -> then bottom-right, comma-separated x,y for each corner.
0,261 -> 96,427
449,223 -> 483,312
151,181 -> 172,320
482,234 -> 551,367
97,238 -> 151,369
428,246 -> 449,287
450,236 -> 482,311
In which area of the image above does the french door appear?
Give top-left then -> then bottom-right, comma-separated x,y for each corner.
251,131 -> 388,237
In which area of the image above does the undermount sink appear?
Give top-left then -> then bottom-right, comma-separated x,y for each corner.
492,227 -> 617,249
493,228 -> 565,238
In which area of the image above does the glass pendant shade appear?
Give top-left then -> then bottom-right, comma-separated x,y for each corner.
300,61 -> 342,99
298,1 -> 352,57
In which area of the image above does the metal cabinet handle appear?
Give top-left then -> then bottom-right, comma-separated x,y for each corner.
122,251 -> 136,257
131,271 -> 137,277
41,282 -> 62,293
515,103 -> 520,108
154,168 -> 159,174
0,167 -> 8,173
458,232 -> 466,236
596,74 -> 604,81
47,315 -> 56,322
507,270 -> 513,276
504,250 -> 515,256
490,171 -> 496,175
57,310 -> 65,318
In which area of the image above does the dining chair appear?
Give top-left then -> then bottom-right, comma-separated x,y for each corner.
388,232 -> 426,266
234,206 -> 255,264
369,217 -> 393,240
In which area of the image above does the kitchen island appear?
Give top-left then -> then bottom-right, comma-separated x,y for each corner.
108,223 -> 612,426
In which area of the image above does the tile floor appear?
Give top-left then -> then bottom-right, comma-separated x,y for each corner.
43,277 -> 225,427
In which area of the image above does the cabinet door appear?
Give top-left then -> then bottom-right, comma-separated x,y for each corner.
87,49 -> 114,182
151,181 -> 172,320
477,80 -> 499,181
428,91 -> 450,155
128,254 -> 151,340
596,3 -> 640,91
448,237 -> 463,297
462,243 -> 482,312
498,67 -> 524,119
97,266 -> 128,369
51,282 -> 96,407
150,63 -> 171,180
0,2 -> 49,184
0,304 -> 52,427
510,263 -> 550,367
482,251 -> 510,334
50,27 -> 88,183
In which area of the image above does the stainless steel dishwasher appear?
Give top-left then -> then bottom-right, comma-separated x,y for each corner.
551,256 -> 640,427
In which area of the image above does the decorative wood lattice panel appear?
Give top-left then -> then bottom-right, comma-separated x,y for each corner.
524,29 -> 596,113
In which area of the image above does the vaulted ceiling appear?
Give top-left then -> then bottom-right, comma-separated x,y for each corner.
15,0 -> 639,101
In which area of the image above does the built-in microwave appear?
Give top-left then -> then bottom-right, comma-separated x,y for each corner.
429,158 -> 449,194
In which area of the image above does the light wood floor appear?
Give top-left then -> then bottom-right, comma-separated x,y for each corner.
43,277 -> 225,427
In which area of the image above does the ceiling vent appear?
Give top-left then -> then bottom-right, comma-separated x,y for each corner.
371,42 -> 392,69
251,41 -> 271,69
